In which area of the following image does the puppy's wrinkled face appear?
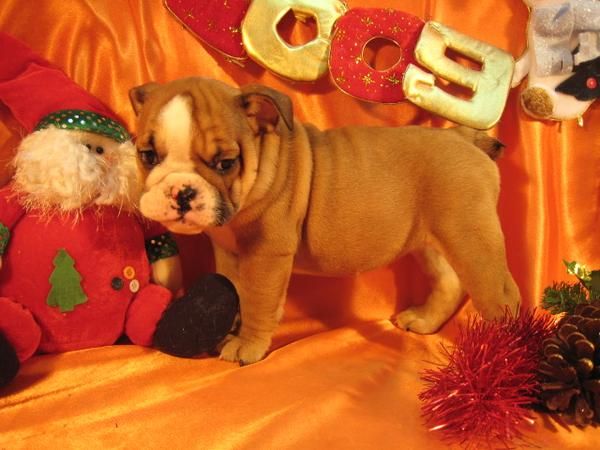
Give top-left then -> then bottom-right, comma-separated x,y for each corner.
130,78 -> 293,235
133,81 -> 247,235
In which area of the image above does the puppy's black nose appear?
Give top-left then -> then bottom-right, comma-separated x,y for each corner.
176,186 -> 197,215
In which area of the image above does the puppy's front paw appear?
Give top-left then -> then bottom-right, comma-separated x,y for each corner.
219,335 -> 270,365
391,307 -> 443,334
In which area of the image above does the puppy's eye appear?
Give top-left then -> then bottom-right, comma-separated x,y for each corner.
214,157 -> 238,174
139,149 -> 160,168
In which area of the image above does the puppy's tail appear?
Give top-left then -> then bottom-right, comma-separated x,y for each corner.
452,126 -> 505,161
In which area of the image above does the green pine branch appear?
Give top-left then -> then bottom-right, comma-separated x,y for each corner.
541,281 -> 589,315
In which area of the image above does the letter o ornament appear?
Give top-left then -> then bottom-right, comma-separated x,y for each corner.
241,0 -> 348,81
329,8 -> 425,103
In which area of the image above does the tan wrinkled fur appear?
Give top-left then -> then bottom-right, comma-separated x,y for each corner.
130,77 -> 521,364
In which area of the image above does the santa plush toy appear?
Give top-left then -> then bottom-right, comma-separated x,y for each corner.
0,33 -> 239,389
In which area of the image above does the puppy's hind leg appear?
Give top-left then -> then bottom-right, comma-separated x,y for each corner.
434,218 -> 521,321
392,246 -> 465,334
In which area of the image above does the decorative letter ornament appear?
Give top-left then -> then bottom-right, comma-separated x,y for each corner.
329,8 -> 424,103
241,0 -> 348,81
164,1 -> 519,129
403,22 -> 515,130
164,0 -> 250,61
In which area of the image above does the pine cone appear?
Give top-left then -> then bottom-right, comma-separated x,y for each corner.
538,303 -> 600,426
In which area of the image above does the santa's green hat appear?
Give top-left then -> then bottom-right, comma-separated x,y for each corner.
35,109 -> 130,143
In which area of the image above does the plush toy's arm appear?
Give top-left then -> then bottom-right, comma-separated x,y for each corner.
0,184 -> 25,270
512,48 -> 531,87
143,221 -> 183,294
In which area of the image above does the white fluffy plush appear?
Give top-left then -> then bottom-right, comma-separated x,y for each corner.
12,126 -> 141,215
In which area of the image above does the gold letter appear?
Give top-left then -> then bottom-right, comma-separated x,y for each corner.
403,22 -> 514,129
242,0 -> 348,81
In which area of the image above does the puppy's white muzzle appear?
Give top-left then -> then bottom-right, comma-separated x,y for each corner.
140,172 -> 221,234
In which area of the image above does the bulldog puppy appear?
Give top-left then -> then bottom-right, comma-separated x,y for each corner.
129,77 -> 521,364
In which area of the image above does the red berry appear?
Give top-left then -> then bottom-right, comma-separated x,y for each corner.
586,77 -> 597,89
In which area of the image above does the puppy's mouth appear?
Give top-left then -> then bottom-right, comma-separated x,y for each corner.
159,218 -> 206,235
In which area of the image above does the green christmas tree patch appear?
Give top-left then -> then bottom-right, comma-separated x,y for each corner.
46,248 -> 88,313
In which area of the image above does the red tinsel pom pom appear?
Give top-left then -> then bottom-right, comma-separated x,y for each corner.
419,309 -> 556,448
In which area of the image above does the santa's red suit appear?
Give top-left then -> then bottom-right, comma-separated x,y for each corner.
0,184 -> 174,362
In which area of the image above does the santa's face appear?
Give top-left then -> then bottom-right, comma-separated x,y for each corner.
12,127 -> 142,214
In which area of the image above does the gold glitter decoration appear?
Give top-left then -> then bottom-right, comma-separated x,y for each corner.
229,26 -> 240,34
362,73 -> 373,85
335,76 -> 346,84
334,28 -> 346,41
361,17 -> 373,26
386,74 -> 401,85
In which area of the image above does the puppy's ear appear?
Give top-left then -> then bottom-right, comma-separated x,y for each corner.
237,84 -> 293,134
129,82 -> 160,115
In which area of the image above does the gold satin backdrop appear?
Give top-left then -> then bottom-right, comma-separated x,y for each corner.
0,0 -> 599,448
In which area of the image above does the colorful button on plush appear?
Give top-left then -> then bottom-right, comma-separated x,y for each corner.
129,279 -> 140,293
111,277 -> 124,291
123,266 -> 136,280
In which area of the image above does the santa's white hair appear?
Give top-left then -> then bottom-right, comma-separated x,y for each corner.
12,126 -> 142,215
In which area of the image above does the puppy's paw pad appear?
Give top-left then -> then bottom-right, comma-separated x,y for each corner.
219,336 -> 269,365
391,308 -> 440,335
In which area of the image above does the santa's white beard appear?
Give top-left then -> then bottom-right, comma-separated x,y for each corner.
12,127 -> 142,216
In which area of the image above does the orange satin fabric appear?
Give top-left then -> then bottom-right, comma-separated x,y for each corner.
1,0 -> 600,448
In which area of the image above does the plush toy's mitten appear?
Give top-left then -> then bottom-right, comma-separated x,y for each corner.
0,332 -> 19,389
125,284 -> 173,346
153,274 -> 240,358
